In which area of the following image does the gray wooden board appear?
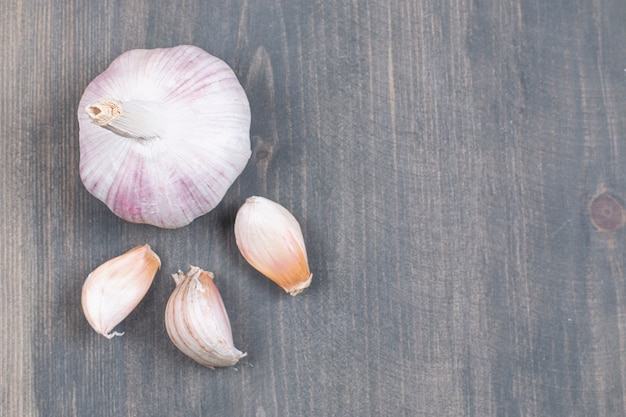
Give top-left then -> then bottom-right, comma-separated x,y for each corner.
1,0 -> 625,416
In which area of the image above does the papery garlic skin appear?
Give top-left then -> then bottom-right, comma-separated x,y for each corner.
78,45 -> 251,229
81,244 -> 161,338
165,267 -> 246,368
234,196 -> 312,295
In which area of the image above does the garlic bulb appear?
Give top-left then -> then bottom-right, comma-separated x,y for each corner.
78,45 -> 251,229
234,196 -> 312,295
165,266 -> 246,368
81,244 -> 161,338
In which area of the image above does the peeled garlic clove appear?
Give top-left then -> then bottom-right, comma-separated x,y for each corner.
165,266 -> 246,368
78,45 -> 251,229
234,196 -> 312,295
81,244 -> 160,338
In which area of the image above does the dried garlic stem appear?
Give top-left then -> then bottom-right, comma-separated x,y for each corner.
86,99 -> 122,125
86,99 -> 160,140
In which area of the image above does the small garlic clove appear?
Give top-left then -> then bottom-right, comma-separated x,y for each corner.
81,244 -> 160,338
234,196 -> 312,296
165,266 -> 246,368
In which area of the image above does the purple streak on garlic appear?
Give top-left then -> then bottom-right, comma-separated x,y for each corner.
78,45 -> 251,229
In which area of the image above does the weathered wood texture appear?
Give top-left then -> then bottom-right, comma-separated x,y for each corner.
1,0 -> 625,415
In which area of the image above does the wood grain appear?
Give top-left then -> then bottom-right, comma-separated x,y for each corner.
1,0 -> 625,416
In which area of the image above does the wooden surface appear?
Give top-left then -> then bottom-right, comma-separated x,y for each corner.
1,0 -> 625,416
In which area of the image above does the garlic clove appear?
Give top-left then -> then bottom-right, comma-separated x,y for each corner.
234,196 -> 312,296
81,244 -> 161,338
78,45 -> 251,229
165,266 -> 246,368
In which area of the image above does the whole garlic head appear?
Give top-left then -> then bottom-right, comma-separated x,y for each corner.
78,45 -> 251,229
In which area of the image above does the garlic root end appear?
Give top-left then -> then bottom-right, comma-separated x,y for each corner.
103,330 -> 125,339
287,273 -> 313,296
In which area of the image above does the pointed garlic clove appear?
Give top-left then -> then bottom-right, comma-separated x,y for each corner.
234,196 -> 312,296
165,266 -> 246,369
81,244 -> 161,338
